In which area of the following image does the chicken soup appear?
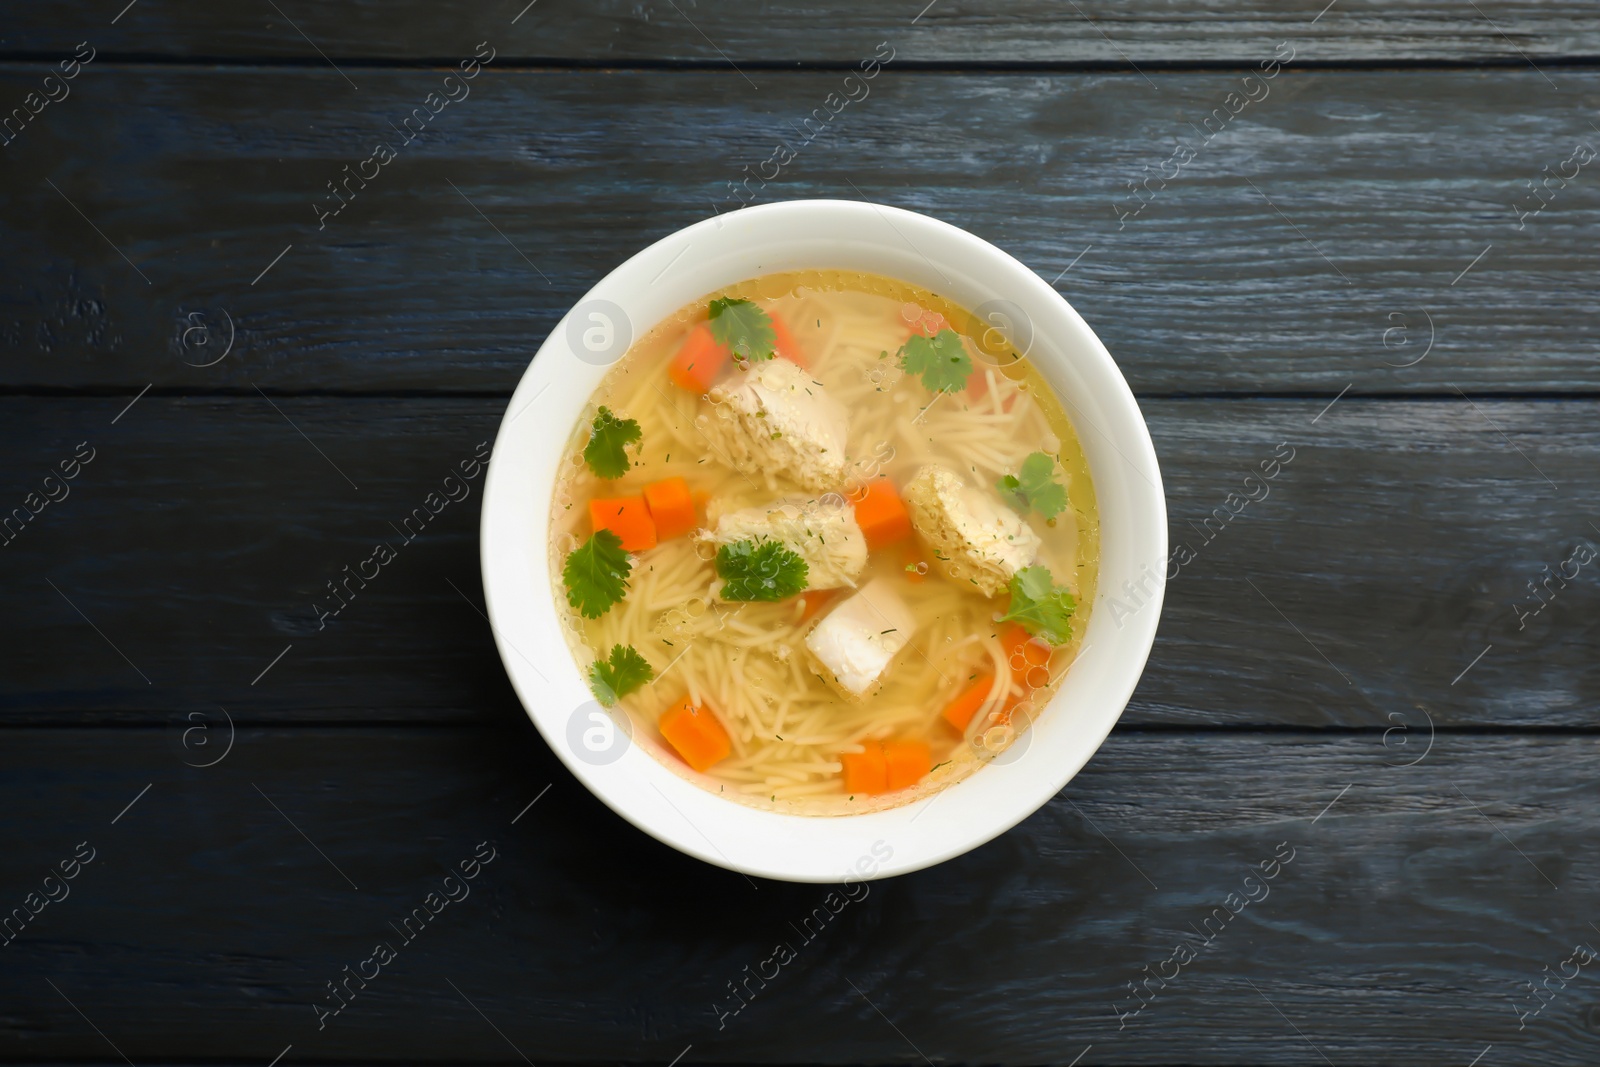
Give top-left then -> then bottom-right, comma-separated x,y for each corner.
550,270 -> 1099,814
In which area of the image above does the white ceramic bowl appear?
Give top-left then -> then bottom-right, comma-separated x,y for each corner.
481,199 -> 1166,883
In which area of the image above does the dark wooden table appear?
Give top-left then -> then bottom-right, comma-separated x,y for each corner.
3,2 -> 1598,1064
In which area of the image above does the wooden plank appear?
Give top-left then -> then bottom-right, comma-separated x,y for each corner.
1,725 -> 1594,1064
2,68 -> 1597,394
5,0 -> 1599,64
2,396 -> 1595,726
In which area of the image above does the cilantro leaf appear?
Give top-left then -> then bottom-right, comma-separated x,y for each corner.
715,538 -> 808,601
563,529 -> 632,618
997,565 -> 1076,645
897,329 -> 973,393
708,298 -> 777,363
582,406 -> 642,480
996,452 -> 1069,519
589,643 -> 654,706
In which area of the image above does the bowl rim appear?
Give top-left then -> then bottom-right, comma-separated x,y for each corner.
480,198 -> 1166,883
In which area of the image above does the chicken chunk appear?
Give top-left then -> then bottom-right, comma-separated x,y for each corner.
903,464 -> 1041,597
696,498 -> 868,595
805,578 -> 916,698
700,359 -> 849,492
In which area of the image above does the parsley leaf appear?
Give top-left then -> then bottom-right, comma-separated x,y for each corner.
708,298 -> 777,363
715,538 -> 808,601
563,529 -> 632,618
897,329 -> 973,393
588,643 -> 654,706
582,406 -> 642,480
997,565 -> 1076,645
996,452 -> 1069,519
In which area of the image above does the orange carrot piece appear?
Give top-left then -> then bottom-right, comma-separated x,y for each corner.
1001,622 -> 1051,688
844,739 -> 930,794
667,323 -> 731,393
642,477 -> 696,540
799,587 -> 839,623
968,364 -> 1019,411
589,495 -> 657,553
851,477 -> 912,550
771,315 -> 807,368
659,698 -> 732,772
993,696 -> 1026,729
942,674 -> 997,732
901,543 -> 928,584
883,740 -> 932,791
841,741 -> 887,795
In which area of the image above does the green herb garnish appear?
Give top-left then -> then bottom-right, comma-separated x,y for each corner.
997,452 -> 1068,519
897,328 -> 972,393
588,643 -> 653,705
582,406 -> 642,479
562,529 -> 632,618
997,565 -> 1076,645
708,298 -> 776,363
715,538 -> 808,601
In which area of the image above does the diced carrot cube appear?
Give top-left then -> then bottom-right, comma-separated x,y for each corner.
942,674 -> 997,732
771,315 -> 807,369
993,695 -> 1026,729
799,587 -> 839,623
844,739 -> 930,794
659,698 -> 732,772
901,544 -> 927,584
1000,623 -> 1051,689
967,364 -> 1019,410
667,323 -> 731,393
642,477 -> 697,540
589,495 -> 657,552
883,740 -> 931,791
850,477 -> 912,550
841,741 -> 887,795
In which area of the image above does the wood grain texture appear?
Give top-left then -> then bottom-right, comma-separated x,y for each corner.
2,68 -> 1598,394
2,10 -> 1594,1060
4,0 -> 1599,64
2,725 -> 1596,1065
2,396 -> 1594,727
